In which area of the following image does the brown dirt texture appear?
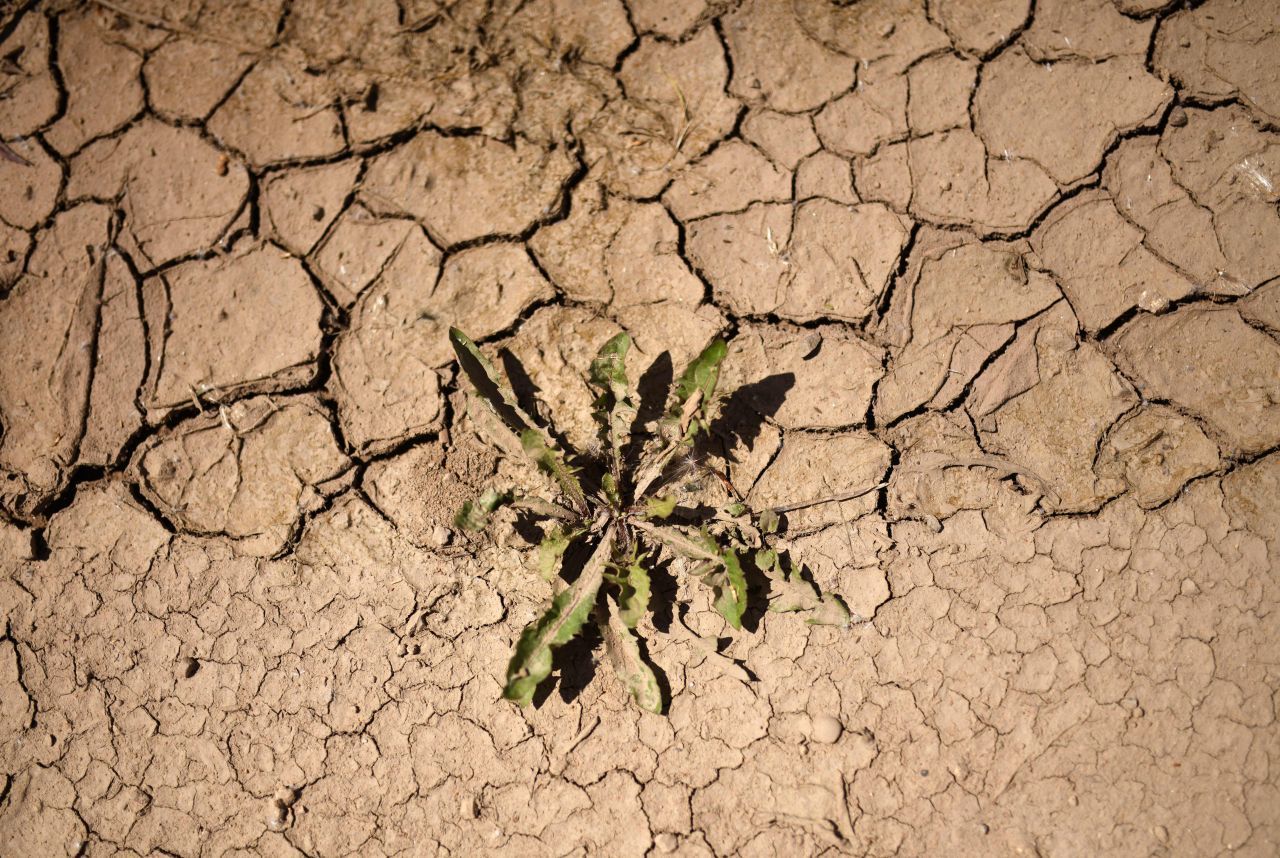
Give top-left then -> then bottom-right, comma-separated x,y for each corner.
1,0 -> 1279,855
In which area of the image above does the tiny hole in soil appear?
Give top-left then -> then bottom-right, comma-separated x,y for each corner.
31,530 -> 50,561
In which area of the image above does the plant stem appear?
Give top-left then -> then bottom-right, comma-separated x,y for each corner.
770,482 -> 887,514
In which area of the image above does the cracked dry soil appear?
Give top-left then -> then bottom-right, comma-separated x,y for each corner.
0,0 -> 1278,855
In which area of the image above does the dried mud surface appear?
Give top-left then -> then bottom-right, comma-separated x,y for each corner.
1,0 -> 1278,855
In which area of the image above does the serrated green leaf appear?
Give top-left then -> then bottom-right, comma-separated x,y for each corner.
633,337 -> 727,498
537,526 -> 584,581
634,522 -> 747,630
758,508 -> 780,535
589,332 -> 632,399
599,597 -> 663,713
504,529 -> 615,706
602,472 -> 623,508
449,328 -> 540,439
669,337 -> 728,421
454,488 -> 511,531
520,429 -> 588,513
616,553 -> 651,628
589,332 -> 637,493
644,496 -> 676,520
757,548 -> 850,629
711,549 -> 748,630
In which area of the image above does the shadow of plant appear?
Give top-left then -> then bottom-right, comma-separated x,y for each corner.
451,328 -> 852,714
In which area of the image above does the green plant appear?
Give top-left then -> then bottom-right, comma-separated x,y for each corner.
450,328 -> 850,713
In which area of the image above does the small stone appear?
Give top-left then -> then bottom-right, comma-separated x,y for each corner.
1169,106 -> 1188,127
654,832 -> 679,853
1180,579 -> 1199,595
1154,825 -> 1169,842
811,714 -> 843,744
266,798 -> 289,831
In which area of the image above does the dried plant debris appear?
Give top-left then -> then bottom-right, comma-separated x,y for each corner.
450,328 -> 850,712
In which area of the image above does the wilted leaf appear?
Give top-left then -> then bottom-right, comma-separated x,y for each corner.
758,508 -> 780,535
520,429 -> 588,513
537,526 -> 583,580
505,529 -> 616,706
805,595 -> 852,628
455,488 -> 511,531
635,522 -> 720,564
590,332 -> 632,401
599,597 -> 663,713
644,496 -> 676,520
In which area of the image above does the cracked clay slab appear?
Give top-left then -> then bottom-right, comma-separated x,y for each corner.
1110,306 -> 1280,458
333,239 -> 553,453
68,119 -> 250,269
721,324 -> 884,431
876,239 -> 1061,424
135,396 -> 350,556
0,204 -> 138,517
141,244 -> 325,420
363,132 -> 577,247
687,199 -> 911,323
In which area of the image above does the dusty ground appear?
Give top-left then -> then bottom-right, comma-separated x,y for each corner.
1,0 -> 1278,854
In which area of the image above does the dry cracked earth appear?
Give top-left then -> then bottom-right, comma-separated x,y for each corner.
1,0 -> 1279,854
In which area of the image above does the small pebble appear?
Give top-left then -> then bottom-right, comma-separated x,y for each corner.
654,832 -> 679,853
1154,825 -> 1169,842
266,798 -> 289,831
811,714 -> 843,744
802,330 -> 823,359
1180,579 -> 1199,595
1169,106 -> 1188,127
